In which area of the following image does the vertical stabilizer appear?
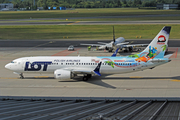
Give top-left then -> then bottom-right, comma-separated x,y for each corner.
140,26 -> 171,58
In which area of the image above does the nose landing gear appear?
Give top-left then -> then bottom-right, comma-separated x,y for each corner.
20,73 -> 24,79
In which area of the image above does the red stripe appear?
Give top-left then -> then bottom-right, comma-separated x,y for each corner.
175,48 -> 178,58
169,47 -> 178,58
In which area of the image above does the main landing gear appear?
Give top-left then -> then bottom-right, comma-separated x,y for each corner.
82,74 -> 92,81
19,73 -> 24,79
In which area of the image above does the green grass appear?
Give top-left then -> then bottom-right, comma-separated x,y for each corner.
0,8 -> 179,20
0,25 -> 179,40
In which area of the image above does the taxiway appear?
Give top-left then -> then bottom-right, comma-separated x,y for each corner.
0,46 -> 179,97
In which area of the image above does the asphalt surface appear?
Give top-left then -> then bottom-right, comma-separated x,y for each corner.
0,20 -> 180,25
0,14 -> 180,21
0,39 -> 179,47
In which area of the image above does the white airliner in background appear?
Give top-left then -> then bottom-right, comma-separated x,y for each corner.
81,26 -> 147,52
5,26 -> 171,81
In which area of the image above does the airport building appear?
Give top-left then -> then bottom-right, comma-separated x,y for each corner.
0,96 -> 180,119
157,4 -> 178,10
0,3 -> 13,11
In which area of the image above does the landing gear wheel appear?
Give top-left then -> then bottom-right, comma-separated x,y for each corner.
83,76 -> 88,81
108,49 -> 113,52
87,74 -> 92,78
20,73 -> 24,79
129,47 -> 133,52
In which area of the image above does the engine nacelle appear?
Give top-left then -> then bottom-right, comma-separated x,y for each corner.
54,69 -> 71,80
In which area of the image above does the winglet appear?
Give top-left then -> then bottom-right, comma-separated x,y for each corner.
93,62 -> 102,76
111,48 -> 119,57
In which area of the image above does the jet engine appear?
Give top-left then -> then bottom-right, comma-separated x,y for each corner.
54,69 -> 71,79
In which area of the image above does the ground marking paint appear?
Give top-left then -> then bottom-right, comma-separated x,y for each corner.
67,21 -> 80,25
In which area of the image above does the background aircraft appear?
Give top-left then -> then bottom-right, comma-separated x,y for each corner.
5,26 -> 171,81
81,26 -> 148,52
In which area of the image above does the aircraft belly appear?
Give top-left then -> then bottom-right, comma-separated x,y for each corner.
101,66 -> 133,74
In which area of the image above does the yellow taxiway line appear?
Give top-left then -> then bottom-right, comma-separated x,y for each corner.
67,21 -> 80,25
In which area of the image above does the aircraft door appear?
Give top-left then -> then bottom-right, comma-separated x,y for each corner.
21,60 -> 25,69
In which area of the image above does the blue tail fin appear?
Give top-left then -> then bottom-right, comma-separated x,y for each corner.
111,48 -> 119,57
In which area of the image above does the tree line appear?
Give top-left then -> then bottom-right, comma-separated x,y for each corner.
1,0 -> 180,10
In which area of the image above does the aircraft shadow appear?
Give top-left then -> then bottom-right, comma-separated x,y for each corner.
100,76 -> 180,80
59,76 -> 116,89
20,75 -> 180,89
59,75 -> 180,89
23,77 -> 55,79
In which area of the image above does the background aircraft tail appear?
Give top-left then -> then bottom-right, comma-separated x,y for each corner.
139,26 -> 171,58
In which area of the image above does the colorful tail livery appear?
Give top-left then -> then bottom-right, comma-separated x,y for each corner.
130,26 -> 171,62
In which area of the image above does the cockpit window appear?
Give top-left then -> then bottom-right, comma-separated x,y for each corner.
11,61 -> 17,63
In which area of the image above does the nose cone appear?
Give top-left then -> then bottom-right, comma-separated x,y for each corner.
5,63 -> 11,70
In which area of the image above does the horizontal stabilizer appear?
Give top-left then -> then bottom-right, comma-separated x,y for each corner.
164,54 -> 173,58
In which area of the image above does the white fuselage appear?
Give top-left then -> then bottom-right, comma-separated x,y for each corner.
5,56 -> 168,75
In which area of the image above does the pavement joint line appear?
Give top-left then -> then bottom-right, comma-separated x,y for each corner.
0,77 -> 18,79
0,41 -> 54,58
129,76 -> 143,78
34,76 -> 49,78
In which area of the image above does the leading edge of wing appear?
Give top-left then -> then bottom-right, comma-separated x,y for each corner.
80,43 -> 105,47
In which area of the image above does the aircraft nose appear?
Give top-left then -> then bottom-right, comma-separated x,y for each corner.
5,63 -> 11,70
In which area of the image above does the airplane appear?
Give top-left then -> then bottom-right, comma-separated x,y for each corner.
80,26 -> 148,52
5,26 -> 171,81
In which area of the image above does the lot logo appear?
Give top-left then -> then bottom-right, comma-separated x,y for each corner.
24,61 -> 52,71
157,35 -> 166,44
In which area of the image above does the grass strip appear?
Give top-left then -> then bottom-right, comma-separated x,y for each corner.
0,8 -> 180,20
0,25 -> 179,40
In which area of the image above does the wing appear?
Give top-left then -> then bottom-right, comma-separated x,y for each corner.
80,43 -> 104,47
97,42 -> 109,44
116,42 -> 129,46
123,44 -> 148,48
64,62 -> 102,76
